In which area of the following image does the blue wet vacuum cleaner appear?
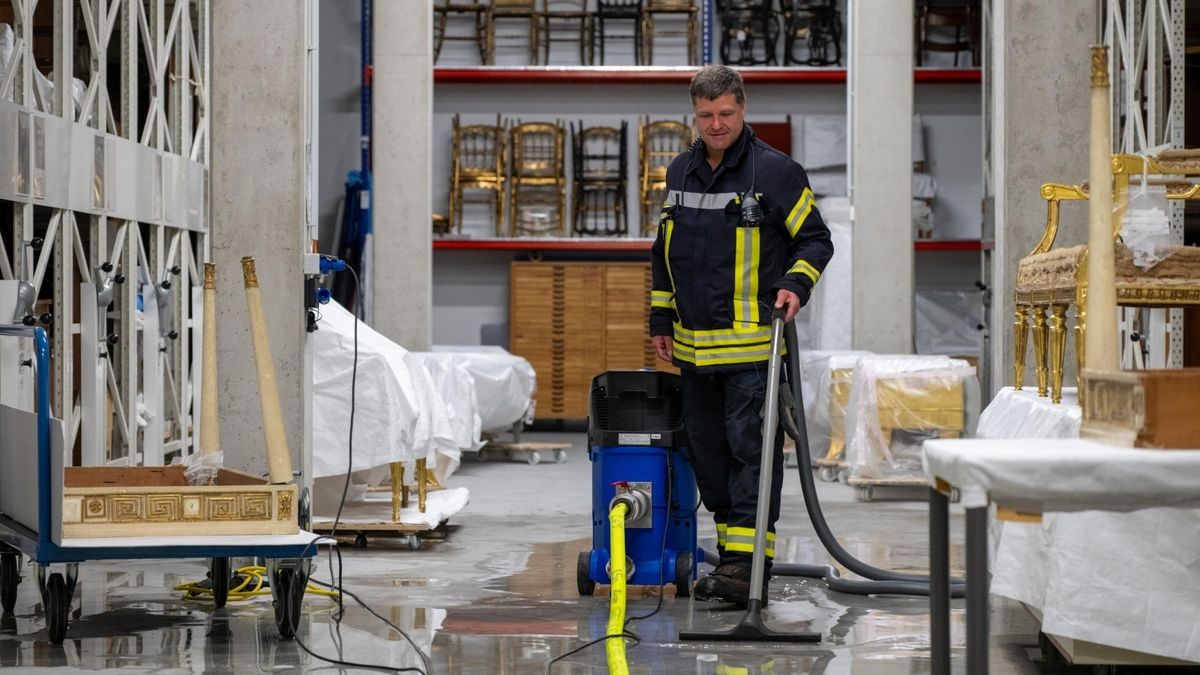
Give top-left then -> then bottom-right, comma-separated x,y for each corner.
577,371 -> 698,597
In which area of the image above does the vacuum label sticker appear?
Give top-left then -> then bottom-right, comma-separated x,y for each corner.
618,433 -> 661,445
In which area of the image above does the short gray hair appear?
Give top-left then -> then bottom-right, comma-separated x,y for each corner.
689,65 -> 745,105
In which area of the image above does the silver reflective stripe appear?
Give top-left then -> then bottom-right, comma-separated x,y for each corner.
738,228 -> 754,323
666,189 -> 740,210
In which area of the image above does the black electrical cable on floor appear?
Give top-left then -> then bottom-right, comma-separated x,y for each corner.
282,264 -> 431,674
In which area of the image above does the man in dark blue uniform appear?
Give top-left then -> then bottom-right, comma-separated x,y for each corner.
649,65 -> 834,606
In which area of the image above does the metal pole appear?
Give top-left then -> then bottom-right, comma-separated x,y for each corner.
965,506 -> 989,674
748,313 -> 785,604
930,487 -> 951,675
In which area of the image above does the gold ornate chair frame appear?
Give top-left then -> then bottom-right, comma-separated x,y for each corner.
1014,152 -> 1200,403
509,120 -> 568,236
449,114 -> 508,236
638,117 -> 692,236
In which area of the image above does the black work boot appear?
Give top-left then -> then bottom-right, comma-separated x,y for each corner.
693,563 -> 769,608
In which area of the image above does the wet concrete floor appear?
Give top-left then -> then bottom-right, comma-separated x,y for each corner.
0,432 -> 1068,673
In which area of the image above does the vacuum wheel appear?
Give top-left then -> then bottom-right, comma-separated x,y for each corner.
210,557 -> 231,609
272,568 -> 304,639
45,572 -> 69,645
0,552 -> 19,614
576,552 -> 595,596
674,552 -> 693,598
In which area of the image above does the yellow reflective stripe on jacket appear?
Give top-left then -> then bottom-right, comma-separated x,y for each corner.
673,341 -> 775,368
732,227 -> 761,326
724,527 -> 776,558
672,322 -> 772,347
785,187 -> 815,238
788,259 -> 821,285
651,289 -> 673,309
715,522 -> 728,547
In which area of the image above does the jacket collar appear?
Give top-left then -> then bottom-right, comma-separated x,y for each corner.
687,124 -> 756,176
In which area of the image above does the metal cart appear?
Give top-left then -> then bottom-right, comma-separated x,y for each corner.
0,325 -> 317,644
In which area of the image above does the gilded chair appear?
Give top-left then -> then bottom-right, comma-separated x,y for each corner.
1013,151 -> 1200,404
539,0 -> 592,65
571,121 -> 629,236
489,0 -> 540,65
509,121 -> 568,237
433,0 -> 491,65
638,118 -> 692,236
641,0 -> 699,66
449,115 -> 507,236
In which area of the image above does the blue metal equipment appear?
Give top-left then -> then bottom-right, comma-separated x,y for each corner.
577,371 -> 698,597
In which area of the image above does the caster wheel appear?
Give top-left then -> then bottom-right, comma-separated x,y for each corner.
0,552 -> 19,614
554,449 -> 566,463
576,552 -> 595,596
818,467 -> 836,482
45,572 -> 69,644
407,535 -> 423,551
353,533 -> 368,549
210,557 -> 231,609
527,451 -> 541,466
857,486 -> 874,502
272,568 -> 303,639
673,551 -> 693,598
838,469 -> 850,484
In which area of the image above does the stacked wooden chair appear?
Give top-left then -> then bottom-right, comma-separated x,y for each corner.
641,0 -> 699,65
638,118 -> 692,236
572,121 -> 629,236
434,0 -> 491,65
509,120 -> 568,236
448,115 -> 508,236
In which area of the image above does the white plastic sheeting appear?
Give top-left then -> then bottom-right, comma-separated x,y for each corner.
797,350 -> 869,461
914,289 -> 984,358
975,390 -> 1200,663
800,198 -> 853,351
312,302 -> 535,484
846,355 -> 978,480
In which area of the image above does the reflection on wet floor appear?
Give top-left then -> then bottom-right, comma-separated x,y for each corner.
0,433 -> 1052,674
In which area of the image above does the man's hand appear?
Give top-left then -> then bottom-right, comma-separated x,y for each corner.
774,289 -> 802,323
652,335 -> 674,363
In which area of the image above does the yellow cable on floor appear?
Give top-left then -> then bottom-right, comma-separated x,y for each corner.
175,565 -> 340,603
607,502 -> 630,675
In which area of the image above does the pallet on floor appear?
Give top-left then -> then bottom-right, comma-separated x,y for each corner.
311,519 -> 447,551
476,441 -> 570,465
846,475 -> 930,502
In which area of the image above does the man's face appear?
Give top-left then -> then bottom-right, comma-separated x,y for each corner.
693,93 -> 746,153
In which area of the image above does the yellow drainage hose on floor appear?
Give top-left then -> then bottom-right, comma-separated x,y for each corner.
607,501 -> 630,675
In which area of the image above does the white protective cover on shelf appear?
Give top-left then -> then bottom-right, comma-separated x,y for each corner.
431,345 -> 536,432
802,198 -> 853,351
914,288 -> 984,358
976,388 -> 1200,663
846,355 -> 978,480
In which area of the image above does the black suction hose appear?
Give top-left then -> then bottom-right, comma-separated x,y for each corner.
701,320 -> 965,597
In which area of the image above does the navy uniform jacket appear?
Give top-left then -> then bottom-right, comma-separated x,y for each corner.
649,125 -> 834,372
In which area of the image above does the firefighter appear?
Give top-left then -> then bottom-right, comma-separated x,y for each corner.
649,65 -> 834,607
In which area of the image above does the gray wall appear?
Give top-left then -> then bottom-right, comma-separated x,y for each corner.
317,0 -> 363,257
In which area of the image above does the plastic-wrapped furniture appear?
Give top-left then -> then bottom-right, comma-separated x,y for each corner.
641,0 -> 698,65
572,121 -> 629,236
780,0 -> 842,66
638,117 -> 692,236
1013,152 -> 1200,403
509,121 -> 568,237
593,0 -> 644,65
715,0 -> 779,66
539,0 -> 592,65
449,115 -> 507,236
434,0 -> 491,65
844,355 -> 979,482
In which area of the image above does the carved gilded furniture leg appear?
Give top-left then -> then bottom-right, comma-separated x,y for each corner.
417,458 -> 428,513
390,462 -> 403,522
1013,305 -> 1029,390
1049,304 -> 1068,404
1032,306 -> 1049,397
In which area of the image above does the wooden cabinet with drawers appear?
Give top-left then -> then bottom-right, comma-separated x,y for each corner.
510,261 -> 674,420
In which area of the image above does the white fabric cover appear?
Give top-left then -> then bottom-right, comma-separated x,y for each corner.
974,388 -> 1200,663
804,198 -> 853,351
431,345 -> 536,432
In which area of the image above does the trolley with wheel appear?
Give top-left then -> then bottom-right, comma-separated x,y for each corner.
0,326 -> 319,644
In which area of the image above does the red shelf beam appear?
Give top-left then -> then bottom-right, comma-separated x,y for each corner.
434,238 -> 989,252
434,67 -> 981,86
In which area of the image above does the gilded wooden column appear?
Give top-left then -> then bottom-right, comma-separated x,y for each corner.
1013,305 -> 1029,390
1049,304 -> 1068,403
1032,306 -> 1049,396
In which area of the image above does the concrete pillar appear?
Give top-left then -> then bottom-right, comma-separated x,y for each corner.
211,4 -> 307,475
850,0 -> 914,353
372,2 -> 433,350
989,1 -> 1097,395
